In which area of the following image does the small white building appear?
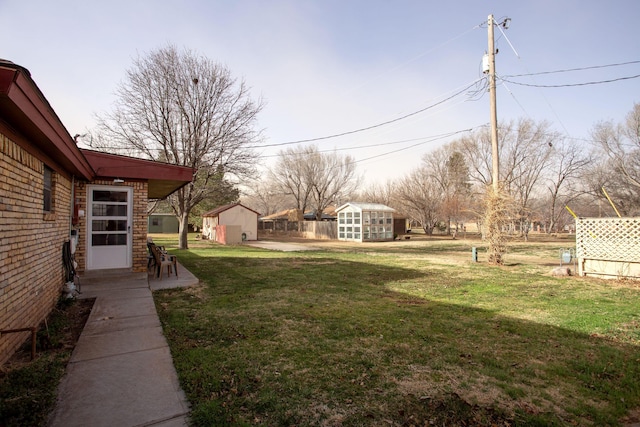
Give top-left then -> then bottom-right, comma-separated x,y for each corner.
202,203 -> 260,244
335,202 -> 395,242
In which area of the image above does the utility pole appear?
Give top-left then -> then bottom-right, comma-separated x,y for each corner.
485,14 -> 504,265
487,14 -> 499,192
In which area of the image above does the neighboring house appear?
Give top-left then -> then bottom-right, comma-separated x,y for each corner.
335,202 -> 396,242
303,206 -> 338,221
259,206 -> 337,231
259,209 -> 298,231
148,213 -> 180,233
0,60 -> 192,365
202,203 -> 259,244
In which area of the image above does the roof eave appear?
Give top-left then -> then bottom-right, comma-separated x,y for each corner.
81,149 -> 194,199
0,61 -> 94,180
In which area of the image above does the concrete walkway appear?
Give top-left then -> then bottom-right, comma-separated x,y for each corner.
48,262 -> 198,427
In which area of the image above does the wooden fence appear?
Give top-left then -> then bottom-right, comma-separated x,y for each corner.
300,221 -> 337,240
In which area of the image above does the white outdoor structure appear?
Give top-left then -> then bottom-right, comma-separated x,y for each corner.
576,217 -> 640,279
335,202 -> 395,242
202,203 -> 259,243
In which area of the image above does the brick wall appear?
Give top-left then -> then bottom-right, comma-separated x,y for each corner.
132,181 -> 149,273
0,133 -> 71,365
74,180 -> 148,274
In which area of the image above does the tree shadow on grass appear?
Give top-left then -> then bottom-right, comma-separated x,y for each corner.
156,249 -> 640,427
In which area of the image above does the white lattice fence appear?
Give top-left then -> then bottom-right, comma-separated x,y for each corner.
576,217 -> 640,279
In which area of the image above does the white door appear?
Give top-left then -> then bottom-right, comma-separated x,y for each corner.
86,186 -> 132,270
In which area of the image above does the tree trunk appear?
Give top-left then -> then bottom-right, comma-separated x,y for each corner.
178,212 -> 189,249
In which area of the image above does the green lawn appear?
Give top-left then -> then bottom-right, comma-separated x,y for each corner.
153,236 -> 640,426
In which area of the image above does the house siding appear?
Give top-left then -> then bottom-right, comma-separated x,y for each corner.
0,133 -> 71,365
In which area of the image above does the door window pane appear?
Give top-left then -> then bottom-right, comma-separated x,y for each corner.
93,190 -> 128,202
92,204 -> 127,217
92,234 -> 127,246
92,220 -> 127,231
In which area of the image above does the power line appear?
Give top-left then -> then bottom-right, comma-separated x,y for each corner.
258,127 -> 485,160
503,60 -> 640,78
261,77 -> 484,148
258,135 -> 437,158
348,126 -> 481,166
500,73 -> 640,88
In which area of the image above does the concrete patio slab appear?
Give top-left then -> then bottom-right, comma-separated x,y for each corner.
149,261 -> 200,291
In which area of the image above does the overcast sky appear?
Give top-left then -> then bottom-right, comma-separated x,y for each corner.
1,0 -> 639,186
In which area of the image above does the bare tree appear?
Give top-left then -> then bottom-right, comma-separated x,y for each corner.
307,149 -> 359,220
541,139 -> 592,232
592,103 -> 640,189
270,145 -> 359,221
357,179 -> 398,206
581,157 -> 640,216
455,119 -> 557,239
269,146 -> 315,216
395,167 -> 442,235
95,45 -> 263,248
506,119 -> 556,239
452,128 -> 493,187
241,178 -> 289,217
589,103 -> 640,214
422,146 -> 472,236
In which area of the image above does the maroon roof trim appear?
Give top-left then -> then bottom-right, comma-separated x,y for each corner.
0,61 -> 94,179
81,149 -> 194,199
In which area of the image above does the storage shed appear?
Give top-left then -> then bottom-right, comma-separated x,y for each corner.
202,203 -> 259,243
335,202 -> 395,242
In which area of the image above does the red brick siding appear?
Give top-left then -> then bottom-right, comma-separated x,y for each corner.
0,133 -> 71,365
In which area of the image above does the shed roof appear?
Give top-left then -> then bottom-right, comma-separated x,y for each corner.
336,202 -> 396,212
202,202 -> 260,218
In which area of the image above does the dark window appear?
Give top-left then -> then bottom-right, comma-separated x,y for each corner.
93,190 -> 128,202
43,166 -> 53,212
92,234 -> 127,246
